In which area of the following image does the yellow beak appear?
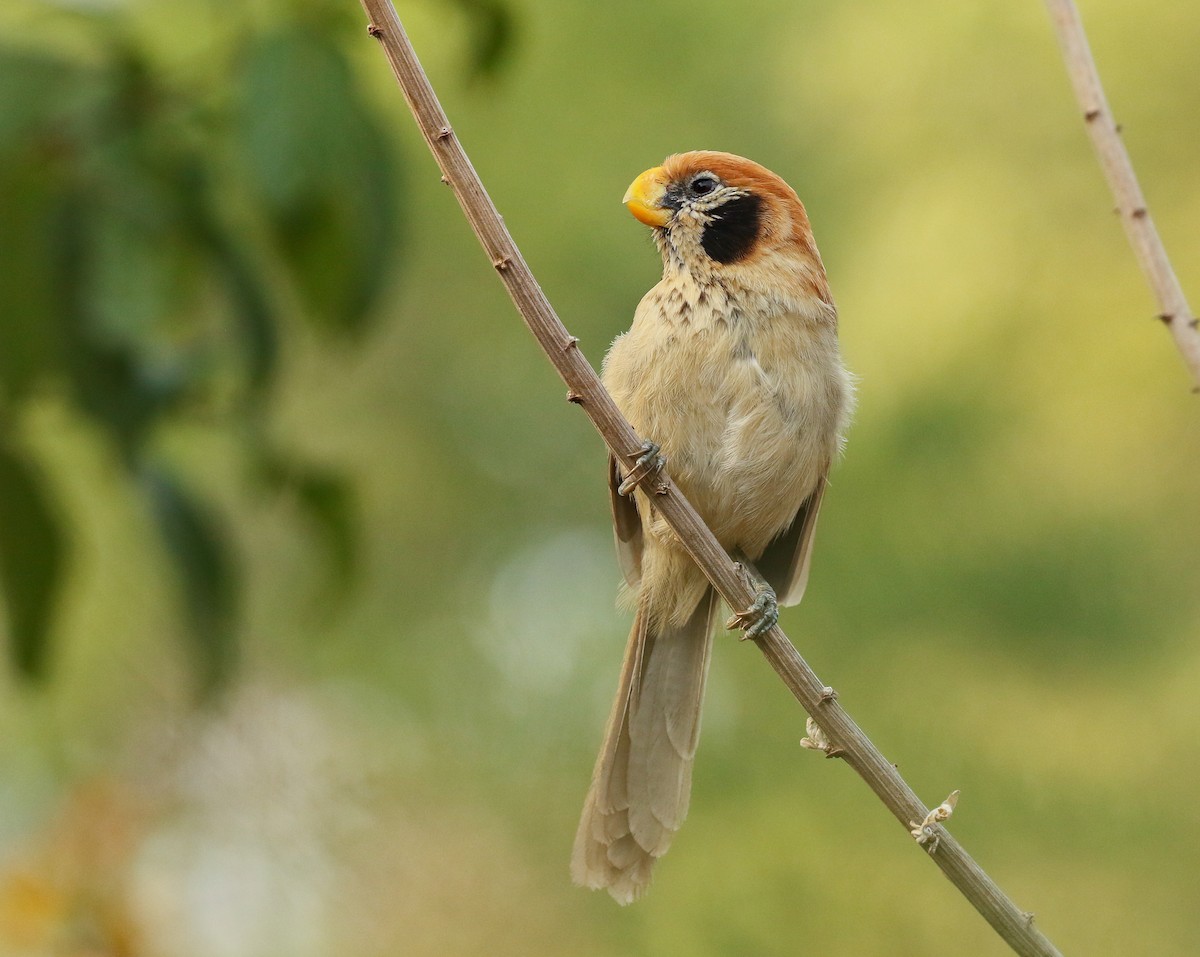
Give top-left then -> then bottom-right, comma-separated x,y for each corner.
623,166 -> 672,227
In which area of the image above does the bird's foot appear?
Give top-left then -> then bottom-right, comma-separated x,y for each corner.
726,564 -> 779,641
617,441 -> 666,496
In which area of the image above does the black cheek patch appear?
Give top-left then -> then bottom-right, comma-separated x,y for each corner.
700,193 -> 762,264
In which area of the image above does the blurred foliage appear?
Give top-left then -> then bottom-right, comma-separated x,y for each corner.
0,0 -> 1199,956
0,0 -> 506,688
0,446 -> 65,679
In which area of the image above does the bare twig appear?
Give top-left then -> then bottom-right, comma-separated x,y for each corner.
356,3 -> 1065,955
1043,0 -> 1200,391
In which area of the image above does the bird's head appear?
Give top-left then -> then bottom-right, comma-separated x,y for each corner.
623,151 -> 830,303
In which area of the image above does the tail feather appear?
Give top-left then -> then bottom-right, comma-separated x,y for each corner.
571,588 -> 718,903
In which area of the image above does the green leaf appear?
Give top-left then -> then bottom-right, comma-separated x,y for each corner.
0,444 -> 68,679
455,0 -> 516,79
178,161 -> 280,395
0,49 -> 86,158
51,194 -> 167,460
257,453 -> 358,598
212,224 -> 280,395
0,160 -> 68,403
141,467 -> 238,694
273,120 -> 399,337
236,26 -> 401,335
84,193 -> 183,349
292,469 -> 358,595
237,28 -> 349,211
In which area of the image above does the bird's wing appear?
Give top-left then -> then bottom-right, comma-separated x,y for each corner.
754,471 -> 828,607
608,455 -> 644,589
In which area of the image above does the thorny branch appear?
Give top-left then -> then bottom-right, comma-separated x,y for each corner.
356,1 -> 1066,955
1043,0 -> 1200,391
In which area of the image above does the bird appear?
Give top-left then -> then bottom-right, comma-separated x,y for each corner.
571,151 -> 854,904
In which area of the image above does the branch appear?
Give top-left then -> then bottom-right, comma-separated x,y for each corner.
1043,0 -> 1200,392
356,3 -> 1065,955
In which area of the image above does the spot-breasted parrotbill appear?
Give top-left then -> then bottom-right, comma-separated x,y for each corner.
571,151 -> 854,903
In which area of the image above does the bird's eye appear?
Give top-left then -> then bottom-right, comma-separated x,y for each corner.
690,176 -> 718,196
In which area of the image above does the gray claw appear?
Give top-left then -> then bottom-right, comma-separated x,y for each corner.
617,441 -> 665,496
725,575 -> 779,640
743,588 -> 779,639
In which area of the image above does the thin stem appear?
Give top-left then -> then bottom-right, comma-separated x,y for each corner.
1044,0 -> 1200,391
356,2 -> 1065,955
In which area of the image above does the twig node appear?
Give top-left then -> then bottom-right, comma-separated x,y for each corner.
800,717 -> 833,755
910,789 -> 960,852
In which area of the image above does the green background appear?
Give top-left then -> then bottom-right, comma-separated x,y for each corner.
0,0 -> 1197,954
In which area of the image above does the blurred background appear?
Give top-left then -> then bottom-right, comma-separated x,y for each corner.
0,0 -> 1197,954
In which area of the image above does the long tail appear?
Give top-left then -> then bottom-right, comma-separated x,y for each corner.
571,587 -> 718,904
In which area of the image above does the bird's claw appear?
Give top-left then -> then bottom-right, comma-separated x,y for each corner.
726,575 -> 779,641
617,441 -> 666,496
